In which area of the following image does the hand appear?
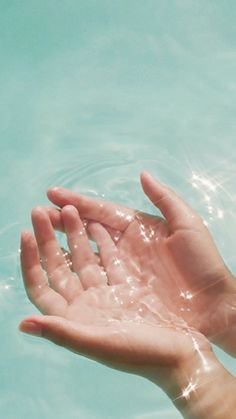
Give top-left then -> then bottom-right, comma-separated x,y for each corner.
19,172 -> 236,418
19,204 -> 236,419
46,172 -> 236,355
20,204 -> 211,387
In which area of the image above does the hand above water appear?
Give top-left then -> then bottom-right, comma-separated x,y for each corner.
45,172 -> 236,356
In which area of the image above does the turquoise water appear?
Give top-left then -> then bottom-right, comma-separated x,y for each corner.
1,1 -> 236,418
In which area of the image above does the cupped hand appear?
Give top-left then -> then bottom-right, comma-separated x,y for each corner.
46,172 -> 236,354
19,204 -> 211,387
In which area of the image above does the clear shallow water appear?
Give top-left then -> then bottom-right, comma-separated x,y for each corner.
1,1 -> 236,418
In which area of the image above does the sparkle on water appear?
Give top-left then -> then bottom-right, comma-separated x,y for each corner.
1,0 -> 236,416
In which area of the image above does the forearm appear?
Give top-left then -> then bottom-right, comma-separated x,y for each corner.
213,277 -> 236,357
172,358 -> 236,418
150,350 -> 236,419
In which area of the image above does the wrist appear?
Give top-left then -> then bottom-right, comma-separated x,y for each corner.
162,349 -> 236,419
211,275 -> 236,356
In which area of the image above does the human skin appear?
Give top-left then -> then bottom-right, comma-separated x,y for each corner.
45,171 -> 236,356
19,172 -> 236,418
19,207 -> 236,419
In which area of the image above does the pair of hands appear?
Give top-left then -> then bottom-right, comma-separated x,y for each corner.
20,172 -> 236,402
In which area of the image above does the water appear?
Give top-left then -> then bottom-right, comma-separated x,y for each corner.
1,1 -> 236,418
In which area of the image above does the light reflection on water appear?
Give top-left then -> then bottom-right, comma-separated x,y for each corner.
1,144 -> 236,419
0,0 -> 236,414
2,145 -> 236,312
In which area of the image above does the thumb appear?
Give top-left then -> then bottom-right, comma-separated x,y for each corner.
19,315 -> 99,355
18,316 -> 120,364
140,171 -> 198,231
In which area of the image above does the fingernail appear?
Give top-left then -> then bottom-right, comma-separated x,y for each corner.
49,187 -> 60,191
20,230 -> 31,241
141,171 -> 154,180
19,321 -> 42,337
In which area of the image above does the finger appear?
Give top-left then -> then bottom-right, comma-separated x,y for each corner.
18,315 -> 178,366
18,315 -> 123,364
20,231 -> 68,315
47,187 -> 135,232
140,171 -> 201,232
88,222 -> 134,286
61,206 -> 107,289
47,206 -> 122,243
61,247 -> 101,268
60,247 -> 72,268
60,247 -> 101,268
34,216 -> 101,270
88,222 -> 127,284
39,246 -> 72,272
31,207 -> 83,301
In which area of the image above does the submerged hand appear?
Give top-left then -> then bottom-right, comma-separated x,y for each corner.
46,172 -> 236,355
20,205 -> 211,383
19,173 -> 236,419
19,205 -> 236,419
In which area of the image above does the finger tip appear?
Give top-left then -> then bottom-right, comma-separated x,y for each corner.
31,207 -> 50,225
31,206 -> 44,218
140,171 -> 153,191
47,186 -> 60,193
61,205 -> 78,217
47,186 -> 59,198
18,319 -> 27,331
140,171 -> 153,185
140,170 -> 149,178
87,221 -> 98,230
19,317 -> 43,336
20,230 -> 33,244
87,222 -> 105,237
140,171 -> 164,191
47,187 -> 67,201
45,207 -> 62,221
21,229 -> 31,238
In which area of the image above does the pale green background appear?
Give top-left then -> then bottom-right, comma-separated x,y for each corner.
0,1 -> 236,418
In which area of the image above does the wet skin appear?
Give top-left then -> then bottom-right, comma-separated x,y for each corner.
19,172 -> 236,418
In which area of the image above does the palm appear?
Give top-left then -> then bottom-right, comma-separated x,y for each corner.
64,282 -> 207,371
112,212 -> 228,337
19,171 -> 236,388
20,201 -> 208,372
47,173 -> 231,339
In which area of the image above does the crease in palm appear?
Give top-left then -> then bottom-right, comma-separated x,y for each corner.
20,172 -> 233,366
